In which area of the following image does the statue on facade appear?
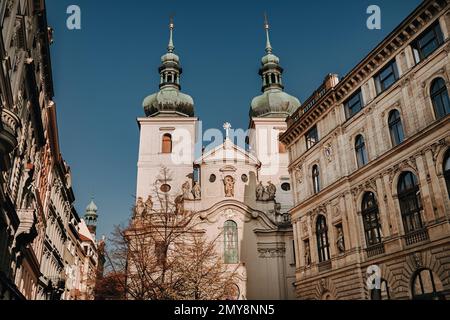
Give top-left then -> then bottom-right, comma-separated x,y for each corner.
192,182 -> 201,200
256,181 -> 265,201
336,227 -> 346,253
182,181 -> 191,200
174,194 -> 184,214
145,195 -> 153,214
305,241 -> 311,266
224,176 -> 235,197
266,181 -> 277,201
134,197 -> 145,219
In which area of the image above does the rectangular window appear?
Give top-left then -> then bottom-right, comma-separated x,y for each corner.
374,60 -> 399,94
344,89 -> 364,119
305,126 -> 319,150
412,22 -> 444,63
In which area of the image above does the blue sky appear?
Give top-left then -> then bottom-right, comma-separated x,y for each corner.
45,0 -> 422,238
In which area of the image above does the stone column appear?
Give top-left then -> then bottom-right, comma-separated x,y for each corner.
374,176 -> 390,238
424,149 -> 446,220
344,192 -> 361,250
293,221 -> 301,267
416,154 -> 437,224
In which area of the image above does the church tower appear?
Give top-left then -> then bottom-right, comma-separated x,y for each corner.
136,18 -> 198,205
84,199 -> 98,239
247,16 -> 301,212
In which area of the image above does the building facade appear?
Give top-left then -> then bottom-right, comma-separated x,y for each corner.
281,0 -> 450,300
0,0 -> 100,300
134,19 -> 298,300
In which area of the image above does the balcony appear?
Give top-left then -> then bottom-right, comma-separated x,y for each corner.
0,108 -> 20,157
405,229 -> 429,246
366,243 -> 385,258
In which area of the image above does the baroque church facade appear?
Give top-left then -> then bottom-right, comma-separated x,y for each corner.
135,19 -> 298,300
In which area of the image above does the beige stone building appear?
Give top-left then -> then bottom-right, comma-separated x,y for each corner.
1,0 -> 100,300
280,0 -> 450,300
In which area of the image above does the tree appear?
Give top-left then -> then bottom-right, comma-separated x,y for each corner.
102,167 -> 238,300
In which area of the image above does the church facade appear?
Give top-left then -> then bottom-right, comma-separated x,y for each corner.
135,19 -> 298,300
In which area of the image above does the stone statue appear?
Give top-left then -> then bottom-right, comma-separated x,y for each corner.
224,176 -> 235,197
256,181 -> 265,201
305,241 -> 311,266
182,181 -> 191,200
134,197 -> 145,219
337,227 -> 345,253
192,182 -> 201,200
266,181 -> 277,201
145,195 -> 153,214
174,195 -> 184,214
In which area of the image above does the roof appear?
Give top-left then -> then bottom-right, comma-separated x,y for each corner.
195,138 -> 261,167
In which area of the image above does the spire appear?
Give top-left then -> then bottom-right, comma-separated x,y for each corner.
259,14 -> 283,93
168,16 -> 175,53
142,17 -> 195,118
85,198 -> 98,238
264,13 -> 272,54
249,15 -> 301,119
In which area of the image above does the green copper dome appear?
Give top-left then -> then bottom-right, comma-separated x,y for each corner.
250,16 -> 301,119
143,88 -> 194,117
142,19 -> 195,118
251,89 -> 300,118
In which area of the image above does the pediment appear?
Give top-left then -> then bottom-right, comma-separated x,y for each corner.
194,139 -> 260,167
195,200 -> 278,231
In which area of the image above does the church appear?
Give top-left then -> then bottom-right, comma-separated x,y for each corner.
134,18 -> 299,300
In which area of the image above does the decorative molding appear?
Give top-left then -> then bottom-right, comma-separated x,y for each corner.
258,247 -> 286,259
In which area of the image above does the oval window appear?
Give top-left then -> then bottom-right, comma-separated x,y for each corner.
209,174 -> 217,183
281,183 -> 291,192
241,174 -> 248,183
160,184 -> 171,193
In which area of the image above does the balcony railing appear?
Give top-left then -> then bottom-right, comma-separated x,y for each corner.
366,243 -> 385,258
405,229 -> 429,246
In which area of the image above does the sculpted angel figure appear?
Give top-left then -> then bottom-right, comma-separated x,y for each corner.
134,197 -> 145,219
256,181 -> 265,201
192,182 -> 201,200
266,181 -> 277,200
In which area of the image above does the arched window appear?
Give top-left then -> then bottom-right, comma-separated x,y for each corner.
224,221 -> 238,264
361,192 -> 382,246
430,78 -> 450,119
371,279 -> 390,300
388,110 -> 405,147
355,135 -> 368,168
444,150 -> 450,199
312,165 -> 321,194
161,134 -> 172,154
398,172 -> 423,234
316,215 -> 330,263
412,269 -> 445,300
271,73 -> 276,85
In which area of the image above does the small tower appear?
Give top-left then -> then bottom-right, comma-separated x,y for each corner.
84,199 -> 98,239
136,17 -> 198,204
